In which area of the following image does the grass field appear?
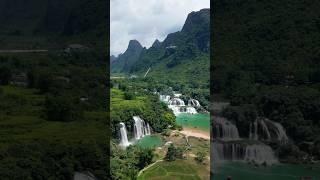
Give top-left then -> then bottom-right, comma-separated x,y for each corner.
0,85 -> 107,148
137,160 -> 210,180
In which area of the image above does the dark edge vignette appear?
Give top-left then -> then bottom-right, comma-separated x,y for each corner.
210,0 -> 214,179
107,0 -> 111,178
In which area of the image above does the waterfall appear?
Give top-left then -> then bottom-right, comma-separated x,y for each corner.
168,106 -> 198,115
213,116 -> 240,140
144,122 -> 151,135
133,116 -> 151,140
169,106 -> 182,116
264,119 -> 288,143
159,95 -> 170,103
168,98 -> 185,106
249,122 -> 253,139
167,97 -> 200,116
212,142 -> 245,162
119,122 -> 130,147
186,107 -> 198,114
188,99 -> 201,107
259,119 -> 271,140
212,141 -> 278,165
244,144 -> 278,165
253,119 -> 258,140
212,114 -> 288,166
248,118 -> 288,143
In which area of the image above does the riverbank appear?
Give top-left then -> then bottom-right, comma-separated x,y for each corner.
180,128 -> 210,140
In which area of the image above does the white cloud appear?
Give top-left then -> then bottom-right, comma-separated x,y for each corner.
110,0 -> 210,56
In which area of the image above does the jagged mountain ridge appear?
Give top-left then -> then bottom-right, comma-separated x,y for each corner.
111,40 -> 144,73
111,8 -> 210,78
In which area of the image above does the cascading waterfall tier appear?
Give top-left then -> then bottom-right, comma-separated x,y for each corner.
119,122 -> 130,147
212,115 -> 289,165
167,97 -> 198,116
188,99 -> 201,107
159,95 -> 170,103
249,118 -> 288,144
133,116 -> 151,140
212,141 -> 278,165
244,144 -> 278,164
264,118 -> 288,143
213,116 -> 240,140
168,98 -> 185,106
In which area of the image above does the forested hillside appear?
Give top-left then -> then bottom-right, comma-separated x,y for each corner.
212,0 -> 320,162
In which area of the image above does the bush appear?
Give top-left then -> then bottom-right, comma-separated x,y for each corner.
45,95 -> 83,122
124,92 -> 135,100
165,144 -> 184,161
195,151 -> 206,163
0,66 -> 11,85
137,148 -> 154,169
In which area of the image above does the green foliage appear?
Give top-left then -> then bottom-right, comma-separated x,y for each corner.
0,141 -> 107,180
137,148 -> 155,169
110,144 -> 155,180
0,66 -> 11,85
195,151 -> 206,164
124,91 -> 135,100
165,144 -> 184,161
45,95 -> 83,122
111,88 -> 176,138
137,160 -> 209,180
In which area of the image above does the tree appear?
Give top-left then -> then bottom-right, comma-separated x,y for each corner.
195,151 -> 206,163
37,72 -> 53,93
45,95 -> 83,122
137,148 -> 154,169
165,144 -> 177,161
124,91 -> 135,100
165,144 -> 183,161
0,66 -> 11,85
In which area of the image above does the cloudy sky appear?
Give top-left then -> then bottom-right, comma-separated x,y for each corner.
111,0 -> 210,56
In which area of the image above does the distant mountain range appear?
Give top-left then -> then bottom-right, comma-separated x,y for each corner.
111,8 -> 210,83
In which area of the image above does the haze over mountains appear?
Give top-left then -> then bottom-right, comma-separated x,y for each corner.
111,8 -> 210,83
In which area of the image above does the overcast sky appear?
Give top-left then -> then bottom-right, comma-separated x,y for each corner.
110,0 -> 210,56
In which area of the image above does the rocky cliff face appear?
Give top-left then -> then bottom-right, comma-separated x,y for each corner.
111,40 -> 144,73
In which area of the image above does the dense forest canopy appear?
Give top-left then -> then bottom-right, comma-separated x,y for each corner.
213,0 -> 320,161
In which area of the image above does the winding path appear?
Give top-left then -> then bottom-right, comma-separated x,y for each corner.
137,160 -> 164,177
